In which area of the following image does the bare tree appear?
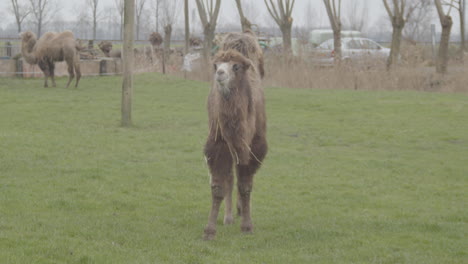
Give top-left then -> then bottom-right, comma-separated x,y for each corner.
152,0 -> 162,32
161,0 -> 180,52
114,0 -> 124,40
87,0 -> 100,41
28,0 -> 54,37
135,0 -> 146,40
323,0 -> 342,62
195,0 -> 222,61
235,0 -> 252,32
383,0 -> 423,69
10,0 -> 30,33
344,0 -> 368,32
122,0 -> 135,127
435,0 -> 454,73
443,0 -> 465,59
403,0 -> 433,42
264,0 -> 295,55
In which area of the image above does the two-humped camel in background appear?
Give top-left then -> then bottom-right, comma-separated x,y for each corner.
20,31 -> 81,88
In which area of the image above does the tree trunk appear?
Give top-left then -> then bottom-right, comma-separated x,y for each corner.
37,16 -> 42,37
387,18 -> 405,70
281,23 -> 293,55
184,0 -> 189,55
202,25 -> 215,62
333,27 -> 342,63
164,24 -> 172,54
136,18 -> 140,40
459,5 -> 465,61
235,0 -> 251,32
93,16 -> 97,41
437,16 -> 453,74
122,0 -> 135,127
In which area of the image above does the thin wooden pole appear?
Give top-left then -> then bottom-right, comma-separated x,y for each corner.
184,0 -> 189,79
121,0 -> 135,127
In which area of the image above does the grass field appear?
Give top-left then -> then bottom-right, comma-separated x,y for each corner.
0,74 -> 467,263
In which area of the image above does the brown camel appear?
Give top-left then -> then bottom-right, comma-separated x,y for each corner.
203,48 -> 267,240
20,31 -> 81,88
98,41 -> 122,58
220,29 -> 265,79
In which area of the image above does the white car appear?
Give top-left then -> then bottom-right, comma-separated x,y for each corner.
312,37 -> 390,66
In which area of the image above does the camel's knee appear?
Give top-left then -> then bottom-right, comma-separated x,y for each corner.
211,185 -> 224,200
204,141 -> 233,172
251,137 -> 268,163
238,183 -> 252,198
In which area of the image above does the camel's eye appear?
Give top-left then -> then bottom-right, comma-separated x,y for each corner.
232,64 -> 240,72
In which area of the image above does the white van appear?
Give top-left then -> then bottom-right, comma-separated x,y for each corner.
309,29 -> 362,47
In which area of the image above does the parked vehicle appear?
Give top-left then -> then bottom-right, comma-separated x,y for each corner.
309,29 -> 362,47
311,37 -> 390,67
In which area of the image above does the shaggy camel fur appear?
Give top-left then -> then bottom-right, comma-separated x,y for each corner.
203,49 -> 267,240
220,29 -> 265,79
98,41 -> 155,62
20,31 -> 81,88
98,41 -> 122,58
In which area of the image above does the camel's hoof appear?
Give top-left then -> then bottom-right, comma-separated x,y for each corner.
241,224 -> 253,234
224,215 -> 234,225
203,227 -> 216,241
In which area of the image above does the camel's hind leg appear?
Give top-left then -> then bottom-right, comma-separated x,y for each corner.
203,139 -> 233,240
74,57 -> 81,88
38,60 -> 50,88
236,135 -> 267,233
65,59 -> 75,88
48,61 -> 56,87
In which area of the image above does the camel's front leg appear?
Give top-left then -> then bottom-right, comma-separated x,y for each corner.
223,170 -> 234,225
204,140 -> 233,240
237,165 -> 254,233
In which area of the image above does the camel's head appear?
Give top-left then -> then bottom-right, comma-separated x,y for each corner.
98,41 -> 113,55
19,31 -> 36,42
213,50 -> 253,97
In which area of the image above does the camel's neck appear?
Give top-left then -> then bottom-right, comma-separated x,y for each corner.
21,38 -> 38,65
217,75 -> 253,116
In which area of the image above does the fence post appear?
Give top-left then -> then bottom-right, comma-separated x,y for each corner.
16,59 -> 23,78
6,42 -> 12,57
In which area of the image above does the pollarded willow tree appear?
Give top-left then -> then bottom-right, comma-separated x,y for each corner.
322,0 -> 342,62
435,0 -> 454,74
195,0 -> 221,61
86,0 -> 100,42
383,0 -> 424,70
135,0 -> 147,40
443,0 -> 465,60
264,0 -> 295,55
161,0 -> 181,53
235,0 -> 252,32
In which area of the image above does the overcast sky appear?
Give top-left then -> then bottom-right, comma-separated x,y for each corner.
0,0 -> 462,34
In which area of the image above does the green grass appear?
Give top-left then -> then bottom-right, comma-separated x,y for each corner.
0,74 -> 467,264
